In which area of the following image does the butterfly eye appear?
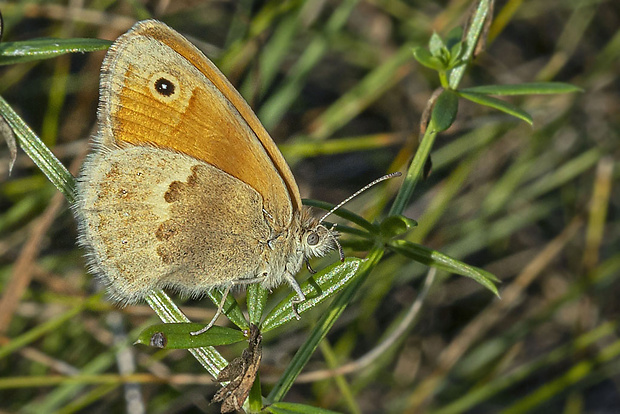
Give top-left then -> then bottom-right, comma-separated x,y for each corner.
307,232 -> 319,246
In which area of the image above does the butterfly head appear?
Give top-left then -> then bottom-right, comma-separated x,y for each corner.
298,208 -> 343,261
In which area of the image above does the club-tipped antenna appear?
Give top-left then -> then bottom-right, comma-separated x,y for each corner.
318,172 -> 402,224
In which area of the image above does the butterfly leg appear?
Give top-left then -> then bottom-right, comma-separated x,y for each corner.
284,273 -> 306,320
191,284 -> 233,335
305,259 -> 316,274
191,275 -> 268,335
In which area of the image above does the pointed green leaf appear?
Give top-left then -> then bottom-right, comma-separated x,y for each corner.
247,283 -> 268,326
429,32 -> 446,56
412,47 -> 445,71
0,38 -> 111,65
449,41 -> 464,66
388,239 -> 500,296
461,82 -> 583,96
457,91 -> 533,125
145,291 -> 228,375
431,89 -> 459,132
135,324 -> 246,349
261,258 -> 363,332
446,26 -> 464,48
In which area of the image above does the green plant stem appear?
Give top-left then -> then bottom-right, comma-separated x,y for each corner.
439,70 -> 449,88
248,372 -> 263,413
0,94 -> 74,201
449,0 -> 492,89
389,125 -> 437,216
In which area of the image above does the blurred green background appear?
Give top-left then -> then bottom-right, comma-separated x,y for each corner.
0,0 -> 618,413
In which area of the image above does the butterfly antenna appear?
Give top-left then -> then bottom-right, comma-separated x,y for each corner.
318,172 -> 402,224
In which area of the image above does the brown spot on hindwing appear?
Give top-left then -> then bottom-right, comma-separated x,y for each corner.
155,164 -> 271,289
163,182 -> 183,203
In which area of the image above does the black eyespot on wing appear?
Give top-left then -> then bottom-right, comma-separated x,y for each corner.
154,77 -> 175,96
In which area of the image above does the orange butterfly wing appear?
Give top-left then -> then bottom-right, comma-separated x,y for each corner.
97,20 -> 301,230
